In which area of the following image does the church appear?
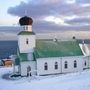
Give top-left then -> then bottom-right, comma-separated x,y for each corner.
15,16 -> 90,76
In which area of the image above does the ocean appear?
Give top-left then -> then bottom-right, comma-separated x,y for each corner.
0,41 -> 17,59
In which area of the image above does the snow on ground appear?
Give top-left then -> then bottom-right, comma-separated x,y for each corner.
0,67 -> 90,90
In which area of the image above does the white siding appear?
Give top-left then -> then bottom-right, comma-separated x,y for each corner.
62,56 -> 83,73
18,35 -> 35,53
21,61 -> 36,76
88,57 -> 90,68
37,56 -> 84,75
20,56 -> 88,76
28,53 -> 34,60
37,57 -> 62,75
83,57 -> 89,69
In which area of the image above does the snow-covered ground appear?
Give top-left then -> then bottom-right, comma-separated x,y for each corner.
0,67 -> 90,90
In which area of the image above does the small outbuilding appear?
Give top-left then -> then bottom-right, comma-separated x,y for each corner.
3,58 -> 12,67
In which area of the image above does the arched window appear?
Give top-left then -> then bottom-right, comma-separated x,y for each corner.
26,38 -> 29,44
74,60 -> 77,68
84,61 -> 87,66
64,61 -> 68,69
44,62 -> 48,70
55,62 -> 58,70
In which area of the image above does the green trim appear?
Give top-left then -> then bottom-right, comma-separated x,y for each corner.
19,53 -> 28,62
17,47 -> 28,62
35,40 -> 83,58
15,57 -> 20,65
17,47 -> 36,62
18,31 -> 35,35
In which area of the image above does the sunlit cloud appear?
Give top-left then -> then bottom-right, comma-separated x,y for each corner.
0,15 -> 19,26
44,16 -> 64,25
65,0 -> 76,4
80,4 -> 90,7
64,15 -> 78,20
6,0 -> 90,31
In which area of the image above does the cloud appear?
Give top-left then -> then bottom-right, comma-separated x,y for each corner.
8,0 -> 75,17
65,17 -> 90,25
8,0 -> 65,18
33,20 -> 90,32
76,0 -> 90,4
7,0 -> 90,31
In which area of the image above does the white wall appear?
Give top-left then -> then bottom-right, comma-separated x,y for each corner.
18,35 -> 35,53
20,56 -> 89,76
21,61 -> 36,76
83,56 -> 89,69
37,57 -> 62,75
24,25 -> 32,32
62,56 -> 84,73
37,56 -> 85,75
28,53 -> 34,60
88,57 -> 90,68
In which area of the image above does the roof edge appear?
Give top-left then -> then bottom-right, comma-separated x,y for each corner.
18,31 -> 35,35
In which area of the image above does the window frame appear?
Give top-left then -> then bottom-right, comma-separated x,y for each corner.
84,61 -> 87,66
64,61 -> 68,69
26,38 -> 29,44
55,62 -> 58,70
74,60 -> 77,68
44,62 -> 48,70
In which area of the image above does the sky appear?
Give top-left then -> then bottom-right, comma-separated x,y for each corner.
0,0 -> 27,26
0,0 -> 90,31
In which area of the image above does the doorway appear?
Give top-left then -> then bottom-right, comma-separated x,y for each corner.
27,66 -> 31,77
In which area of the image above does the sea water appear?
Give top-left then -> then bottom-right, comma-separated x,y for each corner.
0,41 -> 17,59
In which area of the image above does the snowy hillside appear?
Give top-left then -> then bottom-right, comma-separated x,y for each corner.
0,67 -> 90,90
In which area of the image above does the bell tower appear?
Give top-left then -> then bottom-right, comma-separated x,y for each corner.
18,16 -> 35,54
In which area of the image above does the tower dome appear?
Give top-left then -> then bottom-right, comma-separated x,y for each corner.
19,16 -> 33,26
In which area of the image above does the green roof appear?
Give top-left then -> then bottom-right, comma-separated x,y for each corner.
18,31 -> 35,35
17,47 -> 36,62
15,57 -> 20,65
17,47 -> 28,62
35,39 -> 83,58
18,53 -> 28,62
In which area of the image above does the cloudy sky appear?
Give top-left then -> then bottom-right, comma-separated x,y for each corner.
0,0 -> 90,31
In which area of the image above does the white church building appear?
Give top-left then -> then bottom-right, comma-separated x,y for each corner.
15,16 -> 90,76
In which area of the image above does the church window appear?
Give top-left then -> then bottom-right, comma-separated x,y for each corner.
55,62 -> 58,70
26,26 -> 28,30
24,26 -> 28,30
84,61 -> 87,66
26,38 -> 29,44
64,61 -> 68,69
74,60 -> 77,68
44,62 -> 48,70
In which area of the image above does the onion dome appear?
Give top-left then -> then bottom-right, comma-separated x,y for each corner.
19,16 -> 33,26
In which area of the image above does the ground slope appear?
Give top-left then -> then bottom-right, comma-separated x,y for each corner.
0,67 -> 90,90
